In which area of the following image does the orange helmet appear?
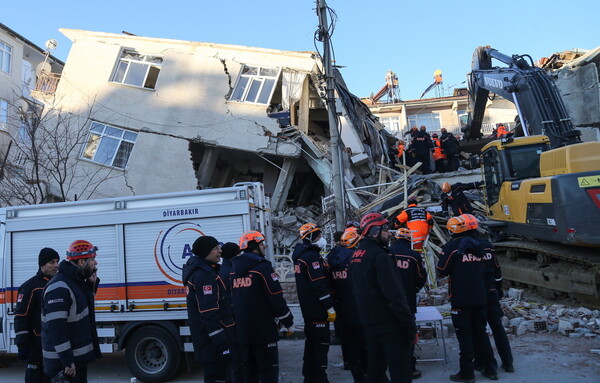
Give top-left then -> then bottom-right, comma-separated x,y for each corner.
66,240 -> 98,260
394,228 -> 412,240
299,223 -> 320,240
441,182 -> 451,193
446,214 -> 479,234
239,231 -> 265,250
359,212 -> 389,236
341,227 -> 361,248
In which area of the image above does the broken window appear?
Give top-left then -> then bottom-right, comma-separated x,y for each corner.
0,40 -> 11,73
81,121 -> 138,169
408,113 -> 441,131
230,65 -> 279,104
111,50 -> 162,89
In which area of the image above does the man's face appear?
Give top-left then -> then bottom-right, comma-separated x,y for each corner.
258,241 -> 267,257
205,245 -> 222,263
78,256 -> 98,275
41,259 -> 59,276
381,227 -> 391,242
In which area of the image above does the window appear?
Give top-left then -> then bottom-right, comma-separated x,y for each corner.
81,122 -> 138,169
482,148 -> 503,206
111,50 -> 162,89
0,99 -> 8,130
0,40 -> 12,73
379,116 -> 402,132
408,113 -> 441,131
505,144 -> 548,180
230,65 -> 279,104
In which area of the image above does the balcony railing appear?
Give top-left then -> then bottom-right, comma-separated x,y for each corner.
34,72 -> 61,94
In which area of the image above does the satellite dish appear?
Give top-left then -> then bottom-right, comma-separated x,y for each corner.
36,61 -> 52,76
45,39 -> 58,51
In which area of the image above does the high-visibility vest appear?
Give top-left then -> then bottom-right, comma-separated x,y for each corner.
397,143 -> 404,158
497,125 -> 508,137
432,138 -> 446,161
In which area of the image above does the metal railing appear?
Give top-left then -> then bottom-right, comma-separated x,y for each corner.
34,72 -> 61,94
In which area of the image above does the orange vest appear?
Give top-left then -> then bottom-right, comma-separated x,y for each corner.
433,138 -> 446,161
397,143 -> 405,158
396,204 -> 433,247
496,125 -> 508,137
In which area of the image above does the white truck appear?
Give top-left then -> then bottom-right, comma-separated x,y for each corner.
0,182 -> 272,382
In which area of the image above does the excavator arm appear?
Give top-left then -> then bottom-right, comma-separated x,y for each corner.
465,46 -> 579,149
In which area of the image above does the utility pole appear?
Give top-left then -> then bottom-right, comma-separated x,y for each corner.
316,0 -> 345,231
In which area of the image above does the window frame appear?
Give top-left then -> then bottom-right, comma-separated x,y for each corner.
0,40 -> 12,74
0,98 -> 8,131
80,121 -> 138,170
229,64 -> 280,105
407,112 -> 442,131
110,49 -> 162,90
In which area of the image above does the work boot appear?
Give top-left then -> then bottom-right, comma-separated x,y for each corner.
412,369 -> 422,379
501,364 -> 514,373
450,373 -> 476,383
481,370 -> 499,380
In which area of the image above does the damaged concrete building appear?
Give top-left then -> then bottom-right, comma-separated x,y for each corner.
21,29 -> 390,213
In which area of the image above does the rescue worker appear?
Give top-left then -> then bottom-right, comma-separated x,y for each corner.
396,197 -> 434,251
349,212 -> 416,383
219,242 -> 241,291
327,228 -> 367,383
440,128 -> 460,172
183,236 -> 236,383
15,248 -> 60,383
496,123 -> 509,138
477,240 -> 514,373
410,126 -> 434,174
42,240 -> 101,383
436,215 -> 497,382
231,231 -> 294,383
440,182 -> 483,217
293,223 -> 336,383
397,139 -> 405,166
389,229 -> 427,379
431,133 -> 446,173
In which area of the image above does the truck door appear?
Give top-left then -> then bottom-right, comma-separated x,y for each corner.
123,215 -> 246,311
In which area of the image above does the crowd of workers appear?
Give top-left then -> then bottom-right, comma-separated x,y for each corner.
14,180 -> 513,383
392,123 -> 511,176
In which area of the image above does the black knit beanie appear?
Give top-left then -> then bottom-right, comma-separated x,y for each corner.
221,242 -> 240,260
38,247 -> 59,267
192,236 -> 219,258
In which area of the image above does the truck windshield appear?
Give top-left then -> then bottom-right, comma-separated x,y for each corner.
504,144 -> 547,180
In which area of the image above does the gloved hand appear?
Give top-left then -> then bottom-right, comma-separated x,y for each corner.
496,281 -> 504,299
326,308 -> 336,323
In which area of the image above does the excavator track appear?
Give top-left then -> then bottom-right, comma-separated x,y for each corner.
494,240 -> 600,308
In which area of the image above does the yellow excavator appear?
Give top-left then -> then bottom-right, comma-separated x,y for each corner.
465,46 -> 600,307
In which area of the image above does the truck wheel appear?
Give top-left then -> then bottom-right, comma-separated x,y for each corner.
126,326 -> 181,383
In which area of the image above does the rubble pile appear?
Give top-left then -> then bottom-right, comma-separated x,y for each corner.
420,285 -> 600,338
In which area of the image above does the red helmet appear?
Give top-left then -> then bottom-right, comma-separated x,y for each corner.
239,231 -> 265,250
359,212 -> 389,236
66,240 -> 98,260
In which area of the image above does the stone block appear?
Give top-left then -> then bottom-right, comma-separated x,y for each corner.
507,288 -> 523,300
577,307 -> 593,316
558,319 -> 574,335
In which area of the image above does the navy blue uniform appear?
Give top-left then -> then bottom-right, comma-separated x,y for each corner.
327,246 -> 367,382
231,252 -> 293,383
440,131 -> 460,171
437,234 -> 497,380
389,239 -> 427,314
480,240 -> 513,371
15,270 -> 51,383
441,182 -> 482,216
411,130 -> 434,174
349,237 -> 416,383
183,256 -> 236,383
41,261 -> 101,382
219,258 -> 234,293
293,240 -> 334,383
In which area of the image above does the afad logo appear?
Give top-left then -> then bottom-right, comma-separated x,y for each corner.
154,222 -> 205,285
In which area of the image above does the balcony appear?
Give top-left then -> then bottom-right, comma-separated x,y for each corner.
33,72 -> 61,95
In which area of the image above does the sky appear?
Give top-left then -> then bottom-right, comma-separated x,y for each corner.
2,0 -> 598,101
